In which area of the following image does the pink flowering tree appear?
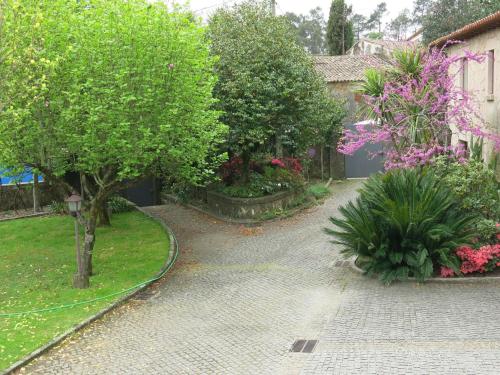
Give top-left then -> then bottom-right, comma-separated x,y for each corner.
338,46 -> 500,169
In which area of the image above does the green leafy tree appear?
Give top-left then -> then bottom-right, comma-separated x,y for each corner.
366,31 -> 384,40
326,0 -> 354,55
209,1 -> 344,181
367,2 -> 388,34
0,0 -> 227,288
387,9 -> 413,40
422,0 -> 500,44
412,0 -> 433,25
351,13 -> 368,41
286,7 -> 327,55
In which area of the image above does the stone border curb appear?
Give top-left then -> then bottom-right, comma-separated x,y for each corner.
2,205 -> 178,375
348,256 -> 500,283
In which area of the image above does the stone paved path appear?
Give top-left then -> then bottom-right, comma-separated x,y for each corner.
21,180 -> 500,374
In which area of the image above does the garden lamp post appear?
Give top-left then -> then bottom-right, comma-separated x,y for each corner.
65,193 -> 88,288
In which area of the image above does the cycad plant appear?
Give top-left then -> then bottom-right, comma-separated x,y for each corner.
326,168 -> 477,284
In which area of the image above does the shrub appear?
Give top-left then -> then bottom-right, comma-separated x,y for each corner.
218,156 -> 305,198
48,201 -> 67,215
306,184 -> 330,200
326,168 -> 477,284
108,196 -> 134,214
432,156 -> 499,221
218,167 -> 304,198
441,244 -> 500,277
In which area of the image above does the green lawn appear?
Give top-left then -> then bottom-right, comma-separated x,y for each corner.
0,211 -> 169,370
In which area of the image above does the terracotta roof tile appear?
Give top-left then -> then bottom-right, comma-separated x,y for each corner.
359,38 -> 416,50
313,55 -> 390,83
430,11 -> 500,47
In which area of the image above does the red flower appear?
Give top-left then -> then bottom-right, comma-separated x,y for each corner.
455,244 -> 500,274
440,267 -> 455,278
271,159 -> 286,168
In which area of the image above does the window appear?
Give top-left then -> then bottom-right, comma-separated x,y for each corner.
488,49 -> 494,95
461,58 -> 468,91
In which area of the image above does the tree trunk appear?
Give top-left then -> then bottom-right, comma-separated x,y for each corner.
73,216 -> 89,289
97,200 -> 111,227
83,201 -> 99,277
33,173 -> 41,213
275,137 -> 283,158
241,151 -> 251,184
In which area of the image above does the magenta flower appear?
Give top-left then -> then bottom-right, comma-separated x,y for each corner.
337,46 -> 500,168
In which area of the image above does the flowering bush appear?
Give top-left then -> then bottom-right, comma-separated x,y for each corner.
221,156 -> 262,185
219,155 -> 304,198
441,243 -> 500,277
271,158 -> 286,168
338,47 -> 500,169
271,157 -> 303,174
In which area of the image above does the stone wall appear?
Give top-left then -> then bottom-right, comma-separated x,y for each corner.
206,190 -> 299,220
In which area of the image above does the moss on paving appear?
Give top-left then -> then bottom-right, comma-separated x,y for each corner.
0,211 -> 169,370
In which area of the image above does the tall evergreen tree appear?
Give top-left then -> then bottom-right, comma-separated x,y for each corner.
326,0 -> 354,55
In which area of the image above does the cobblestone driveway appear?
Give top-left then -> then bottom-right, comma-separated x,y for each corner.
21,180 -> 500,374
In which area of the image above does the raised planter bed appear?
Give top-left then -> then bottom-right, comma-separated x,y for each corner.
206,189 -> 299,220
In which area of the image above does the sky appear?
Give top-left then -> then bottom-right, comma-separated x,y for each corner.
183,0 -> 416,23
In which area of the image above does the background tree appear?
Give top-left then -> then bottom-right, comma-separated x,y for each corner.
326,0 -> 354,55
286,7 -> 327,55
351,13 -> 368,41
209,0 -> 344,181
421,0 -> 500,44
387,9 -> 412,40
0,0 -> 227,288
412,0 -> 433,26
366,31 -> 384,40
367,2 -> 388,34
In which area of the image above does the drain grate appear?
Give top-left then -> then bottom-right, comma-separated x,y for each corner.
290,339 -> 318,353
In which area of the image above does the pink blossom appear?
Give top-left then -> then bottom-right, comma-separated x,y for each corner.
440,267 -> 455,278
337,46 -> 500,168
456,244 -> 500,274
271,158 -> 286,168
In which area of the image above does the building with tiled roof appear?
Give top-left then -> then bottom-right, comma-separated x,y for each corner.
430,11 -> 500,177
346,38 -> 416,58
312,55 -> 390,179
313,55 -> 389,83
430,11 -> 500,47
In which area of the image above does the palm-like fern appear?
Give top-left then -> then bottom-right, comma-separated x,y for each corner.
326,169 -> 477,284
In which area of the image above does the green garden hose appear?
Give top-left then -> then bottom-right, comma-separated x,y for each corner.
0,233 -> 179,318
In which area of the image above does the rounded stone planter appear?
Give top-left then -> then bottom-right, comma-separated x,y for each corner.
206,189 -> 299,220
349,256 -> 500,283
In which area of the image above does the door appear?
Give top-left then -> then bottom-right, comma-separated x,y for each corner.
344,122 -> 384,178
